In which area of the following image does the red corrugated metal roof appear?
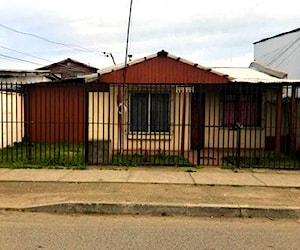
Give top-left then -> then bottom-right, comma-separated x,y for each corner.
98,50 -> 230,84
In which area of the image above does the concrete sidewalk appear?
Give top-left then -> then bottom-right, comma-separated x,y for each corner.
0,167 -> 300,187
0,167 -> 299,218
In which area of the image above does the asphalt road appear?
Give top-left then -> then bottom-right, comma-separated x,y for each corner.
0,211 -> 299,250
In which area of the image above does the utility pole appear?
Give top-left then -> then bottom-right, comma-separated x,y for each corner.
118,0 -> 133,154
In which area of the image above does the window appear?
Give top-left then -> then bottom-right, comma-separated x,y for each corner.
130,92 -> 170,132
222,89 -> 261,127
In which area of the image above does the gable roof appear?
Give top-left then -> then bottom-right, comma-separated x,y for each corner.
98,50 -> 232,84
37,58 -> 98,71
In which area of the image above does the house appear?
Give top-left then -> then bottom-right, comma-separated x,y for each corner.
37,58 -> 98,79
254,27 -> 300,79
7,50 -> 300,167
0,69 -> 57,148
92,50 -> 300,166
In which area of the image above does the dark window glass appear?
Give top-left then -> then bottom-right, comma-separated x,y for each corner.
130,92 -> 170,132
222,89 -> 261,127
130,93 -> 148,132
150,93 -> 169,132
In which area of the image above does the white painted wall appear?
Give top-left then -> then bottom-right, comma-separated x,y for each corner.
0,92 -> 23,148
0,74 -> 52,148
254,30 -> 300,79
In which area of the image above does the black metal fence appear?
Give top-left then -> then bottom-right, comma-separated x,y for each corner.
1,80 -> 300,169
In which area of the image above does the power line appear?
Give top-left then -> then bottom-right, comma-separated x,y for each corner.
261,33 -> 300,66
275,39 -> 300,67
0,44 -> 52,63
0,23 -> 109,57
0,53 -> 44,66
267,36 -> 300,66
0,46 -> 97,73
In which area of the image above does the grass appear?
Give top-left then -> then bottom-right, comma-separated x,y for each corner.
111,153 -> 194,167
222,151 -> 300,170
0,141 -> 86,169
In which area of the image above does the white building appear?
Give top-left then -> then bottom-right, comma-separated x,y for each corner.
254,28 -> 300,79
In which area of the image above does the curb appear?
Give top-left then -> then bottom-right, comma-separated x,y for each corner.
6,203 -> 299,219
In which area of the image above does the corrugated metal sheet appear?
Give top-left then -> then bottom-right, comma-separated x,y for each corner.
212,67 -> 300,83
98,51 -> 230,84
25,82 -> 86,143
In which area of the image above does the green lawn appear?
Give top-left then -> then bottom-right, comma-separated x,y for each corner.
111,153 -> 194,166
0,142 -> 86,169
223,152 -> 300,170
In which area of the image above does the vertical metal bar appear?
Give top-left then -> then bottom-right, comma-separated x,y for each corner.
58,82 -> 62,161
168,85 -> 171,165
84,82 -> 89,164
66,82 -> 70,162
10,83 -> 16,160
180,90 -> 186,157
197,87 -> 202,166
38,85 -> 42,162
54,84 -> 57,163
97,85 -> 101,164
172,85 -> 176,164
112,85 -> 116,162
290,84 -> 297,152
14,82 -> 18,160
22,84 -> 25,161
10,81 -> 14,161
76,82 -> 80,165
91,85 -> 94,164
236,124 -> 241,168
207,86 -> 212,166
275,87 -> 283,154
124,85 -> 128,163
92,86 -> 95,164
49,82 -> 52,163
27,85 -> 32,161
147,87 -> 150,165
212,85 -> 217,166
102,83 -> 105,164
178,88 -> 182,165
108,84 -> 111,165
72,82 -> 76,163
216,85 -> 221,166
0,82 -> 4,160
259,85 -> 262,162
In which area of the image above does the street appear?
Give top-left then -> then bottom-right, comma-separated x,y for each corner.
0,211 -> 299,249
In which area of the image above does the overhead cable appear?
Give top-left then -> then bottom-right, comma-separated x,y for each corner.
0,23 -> 108,57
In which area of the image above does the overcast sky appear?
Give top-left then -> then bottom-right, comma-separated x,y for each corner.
0,0 -> 300,70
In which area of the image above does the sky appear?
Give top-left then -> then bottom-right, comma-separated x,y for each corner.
0,0 -> 300,70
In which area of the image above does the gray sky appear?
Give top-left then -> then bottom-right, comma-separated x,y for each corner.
0,0 -> 300,70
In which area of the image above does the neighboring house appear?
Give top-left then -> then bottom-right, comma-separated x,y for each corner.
254,27 -> 300,79
0,70 -> 57,148
37,58 -> 98,79
22,50 -> 300,166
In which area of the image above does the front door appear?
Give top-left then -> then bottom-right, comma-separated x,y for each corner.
191,91 -> 205,149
